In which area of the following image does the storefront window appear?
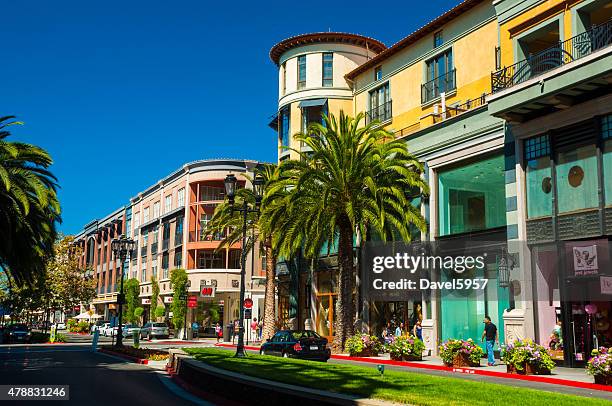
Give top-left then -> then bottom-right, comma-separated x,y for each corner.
556,145 -> 598,213
525,135 -> 552,218
438,155 -> 506,236
603,115 -> 612,206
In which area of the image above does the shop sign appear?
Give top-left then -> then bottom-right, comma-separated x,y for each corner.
244,308 -> 252,319
572,245 -> 598,276
187,296 -> 198,308
601,276 -> 612,295
163,296 -> 173,303
142,298 -> 151,305
200,286 -> 215,298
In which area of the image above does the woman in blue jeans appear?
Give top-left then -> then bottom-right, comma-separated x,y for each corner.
481,316 -> 499,366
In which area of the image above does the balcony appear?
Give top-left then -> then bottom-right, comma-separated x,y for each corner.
492,21 -> 612,93
432,94 -> 488,124
421,69 -> 456,104
366,100 -> 392,124
189,230 -> 227,243
488,20 -> 612,123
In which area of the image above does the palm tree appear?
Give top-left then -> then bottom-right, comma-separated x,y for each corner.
0,116 -> 61,286
205,164 -> 282,341
270,111 -> 428,351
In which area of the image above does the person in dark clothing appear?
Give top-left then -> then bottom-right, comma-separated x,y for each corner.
481,316 -> 499,366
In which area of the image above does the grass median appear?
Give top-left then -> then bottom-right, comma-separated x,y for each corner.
183,348 -> 608,406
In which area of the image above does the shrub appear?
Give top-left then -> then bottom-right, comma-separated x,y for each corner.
134,307 -> 144,318
66,319 -> 77,329
587,347 -> 612,376
154,306 -> 165,319
501,339 -> 555,372
386,335 -> 425,360
439,338 -> 484,365
55,333 -> 67,343
345,333 -> 383,356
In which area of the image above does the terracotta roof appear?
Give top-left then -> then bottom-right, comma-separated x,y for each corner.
269,32 -> 386,66
345,0 -> 485,80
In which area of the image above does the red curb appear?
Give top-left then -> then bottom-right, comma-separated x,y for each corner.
213,343 -> 612,393
98,348 -> 149,364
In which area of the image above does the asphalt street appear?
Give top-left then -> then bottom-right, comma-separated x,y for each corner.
0,344 -> 209,405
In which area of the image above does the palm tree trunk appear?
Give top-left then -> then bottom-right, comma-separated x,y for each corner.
262,240 -> 276,341
332,216 -> 355,352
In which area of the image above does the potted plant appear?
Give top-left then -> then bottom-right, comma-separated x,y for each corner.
502,339 -> 555,375
387,335 -> 425,361
587,347 -> 612,385
439,339 -> 484,367
345,333 -> 383,357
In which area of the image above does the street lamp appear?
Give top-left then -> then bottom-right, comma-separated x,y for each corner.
224,173 -> 264,357
111,234 -> 136,347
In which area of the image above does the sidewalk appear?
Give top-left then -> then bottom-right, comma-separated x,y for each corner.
213,342 -> 612,398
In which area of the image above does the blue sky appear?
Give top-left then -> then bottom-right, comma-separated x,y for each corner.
1,0 -> 459,234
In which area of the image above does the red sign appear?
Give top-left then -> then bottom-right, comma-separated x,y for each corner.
187,296 -> 198,308
200,286 -> 215,298
243,298 -> 253,309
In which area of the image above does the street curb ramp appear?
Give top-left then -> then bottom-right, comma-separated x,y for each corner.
168,351 -> 391,406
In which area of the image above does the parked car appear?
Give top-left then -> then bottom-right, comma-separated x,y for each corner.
122,324 -> 138,338
99,323 -> 113,336
54,322 -> 66,330
140,322 -> 169,340
260,330 -> 330,362
5,324 -> 32,344
90,320 -> 109,334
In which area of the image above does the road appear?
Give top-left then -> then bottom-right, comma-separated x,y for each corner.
0,344 -> 212,405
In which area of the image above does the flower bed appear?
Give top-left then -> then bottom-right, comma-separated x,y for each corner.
386,335 -> 425,361
502,339 -> 555,375
102,346 -> 170,361
345,334 -> 383,357
439,339 -> 483,367
587,347 -> 612,385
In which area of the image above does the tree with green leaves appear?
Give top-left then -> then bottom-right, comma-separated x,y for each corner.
124,278 -> 140,325
205,164 -> 282,340
170,268 -> 188,337
268,111 -> 428,351
150,275 -> 159,321
0,116 -> 61,287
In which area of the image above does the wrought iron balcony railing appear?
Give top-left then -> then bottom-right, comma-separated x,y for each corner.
366,100 -> 392,124
491,20 -> 612,93
421,69 -> 456,104
433,93 -> 488,123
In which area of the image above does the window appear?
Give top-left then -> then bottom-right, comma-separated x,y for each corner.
556,145 -> 598,213
174,250 -> 183,268
279,106 -> 290,148
297,55 -> 306,89
423,49 -> 454,103
175,216 -> 184,245
153,201 -> 160,218
151,259 -> 157,280
374,66 -> 382,81
152,226 -> 159,246
438,155 -> 506,236
134,212 -> 140,229
434,31 -> 443,48
322,53 -> 333,87
525,136 -> 552,218
603,115 -> 612,206
281,62 -> 287,95
301,102 -> 327,132
177,188 -> 185,207
162,253 -> 169,279
368,82 -> 391,123
141,262 -> 147,283
164,195 -> 172,213
199,186 -> 224,201
143,207 -> 150,223
229,250 -> 241,269
131,258 -> 137,279
198,250 -> 225,269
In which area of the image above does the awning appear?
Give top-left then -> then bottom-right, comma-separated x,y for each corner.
298,98 -> 327,108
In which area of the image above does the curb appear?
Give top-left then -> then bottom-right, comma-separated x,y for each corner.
98,348 -> 149,364
214,343 -> 612,393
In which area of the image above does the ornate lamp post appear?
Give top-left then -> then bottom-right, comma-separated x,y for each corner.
111,234 -> 136,347
224,173 -> 264,358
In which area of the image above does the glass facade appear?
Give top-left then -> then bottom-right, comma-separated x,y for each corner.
525,135 -> 552,218
279,106 -> 290,147
603,115 -> 612,206
438,155 -> 506,236
556,145 -> 598,213
297,55 -> 306,89
322,53 -> 333,87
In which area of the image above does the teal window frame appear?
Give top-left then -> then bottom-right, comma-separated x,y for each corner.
297,55 -> 306,89
322,53 -> 333,87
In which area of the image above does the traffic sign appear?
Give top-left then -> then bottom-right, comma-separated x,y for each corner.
179,294 -> 187,301
243,298 -> 253,309
244,308 -> 252,319
187,296 -> 197,308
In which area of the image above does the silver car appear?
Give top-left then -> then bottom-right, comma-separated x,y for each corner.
140,322 -> 169,340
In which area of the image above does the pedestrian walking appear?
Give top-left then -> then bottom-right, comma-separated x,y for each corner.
250,318 -> 258,341
232,319 -> 239,344
258,319 -> 263,340
481,316 -> 499,366
214,322 -> 222,343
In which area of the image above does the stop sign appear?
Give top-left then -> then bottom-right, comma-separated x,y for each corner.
243,298 -> 253,309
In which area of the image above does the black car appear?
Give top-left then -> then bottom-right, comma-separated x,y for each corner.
5,324 -> 31,344
260,330 -> 330,362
